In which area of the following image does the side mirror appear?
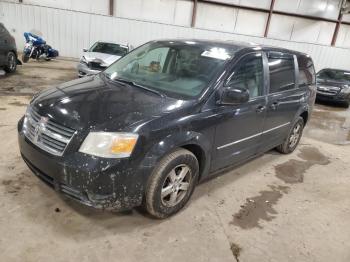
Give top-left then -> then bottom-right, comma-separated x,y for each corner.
83,48 -> 88,52
220,87 -> 249,105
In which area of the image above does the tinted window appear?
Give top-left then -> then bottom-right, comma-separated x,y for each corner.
297,55 -> 315,86
226,53 -> 264,98
268,52 -> 295,93
89,42 -> 128,56
317,69 -> 350,82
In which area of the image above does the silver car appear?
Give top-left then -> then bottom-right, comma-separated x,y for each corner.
77,41 -> 131,77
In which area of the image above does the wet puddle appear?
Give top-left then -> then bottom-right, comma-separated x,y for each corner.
304,105 -> 350,145
231,147 -> 330,229
231,185 -> 289,229
275,147 -> 330,184
230,242 -> 242,262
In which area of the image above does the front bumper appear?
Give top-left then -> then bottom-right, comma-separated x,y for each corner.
77,63 -> 101,78
316,91 -> 350,103
18,118 -> 147,210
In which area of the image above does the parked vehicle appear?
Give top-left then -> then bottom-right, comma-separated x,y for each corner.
316,68 -> 350,107
18,40 -> 316,218
22,32 -> 59,63
77,41 -> 131,77
0,23 -> 21,73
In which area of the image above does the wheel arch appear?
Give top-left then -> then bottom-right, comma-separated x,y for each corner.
181,144 -> 206,181
140,131 -> 212,183
300,110 -> 308,125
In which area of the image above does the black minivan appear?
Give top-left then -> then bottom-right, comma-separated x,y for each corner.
18,40 -> 316,218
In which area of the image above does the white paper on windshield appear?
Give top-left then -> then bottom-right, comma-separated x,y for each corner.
201,48 -> 231,60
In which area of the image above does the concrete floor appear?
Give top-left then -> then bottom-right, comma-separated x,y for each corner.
0,60 -> 350,262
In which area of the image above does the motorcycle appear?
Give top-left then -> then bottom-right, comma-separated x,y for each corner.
22,32 -> 59,63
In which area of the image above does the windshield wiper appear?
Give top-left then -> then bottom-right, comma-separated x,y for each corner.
110,76 -> 165,98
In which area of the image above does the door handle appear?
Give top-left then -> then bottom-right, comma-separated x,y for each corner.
270,101 -> 279,110
256,105 -> 266,113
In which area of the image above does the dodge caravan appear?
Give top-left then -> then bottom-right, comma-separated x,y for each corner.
18,40 -> 316,218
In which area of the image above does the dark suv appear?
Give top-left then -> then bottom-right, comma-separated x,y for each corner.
0,23 -> 19,73
316,68 -> 350,107
18,40 -> 316,218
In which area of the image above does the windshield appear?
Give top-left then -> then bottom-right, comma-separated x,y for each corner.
317,69 -> 350,82
89,42 -> 128,56
103,41 -> 234,99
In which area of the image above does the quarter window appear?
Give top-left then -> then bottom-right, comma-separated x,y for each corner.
268,53 -> 295,93
226,53 -> 264,98
297,56 -> 315,86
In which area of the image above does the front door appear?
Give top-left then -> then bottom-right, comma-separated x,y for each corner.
211,52 -> 267,171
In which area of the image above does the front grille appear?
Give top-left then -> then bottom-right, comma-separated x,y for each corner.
88,61 -> 106,71
23,107 -> 76,156
317,86 -> 340,96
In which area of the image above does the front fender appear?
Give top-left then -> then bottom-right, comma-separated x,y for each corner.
139,130 -> 213,181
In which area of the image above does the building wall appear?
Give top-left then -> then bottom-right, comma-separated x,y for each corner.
1,0 -> 350,71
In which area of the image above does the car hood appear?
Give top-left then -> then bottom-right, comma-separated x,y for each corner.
82,52 -> 122,66
31,75 -> 188,132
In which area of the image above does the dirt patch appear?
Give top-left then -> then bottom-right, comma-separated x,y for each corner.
2,179 -> 22,194
9,101 -> 28,107
230,242 -> 242,262
275,147 -> 330,184
1,172 -> 35,195
230,185 -> 289,229
0,108 -> 6,110
0,59 -> 77,96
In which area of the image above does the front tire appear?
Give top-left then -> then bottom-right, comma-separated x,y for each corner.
276,117 -> 304,154
145,148 -> 199,219
4,52 -> 17,73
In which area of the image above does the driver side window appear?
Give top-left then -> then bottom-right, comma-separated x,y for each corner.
226,53 -> 264,98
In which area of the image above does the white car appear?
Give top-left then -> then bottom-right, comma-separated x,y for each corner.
77,41 -> 132,77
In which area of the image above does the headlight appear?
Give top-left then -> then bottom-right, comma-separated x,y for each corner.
340,86 -> 350,94
79,132 -> 138,158
80,56 -> 87,65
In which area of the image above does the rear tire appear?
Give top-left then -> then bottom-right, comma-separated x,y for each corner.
22,53 -> 29,63
4,52 -> 16,73
145,148 -> 199,219
276,117 -> 304,154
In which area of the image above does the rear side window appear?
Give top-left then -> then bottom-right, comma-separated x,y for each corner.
268,52 -> 295,93
297,55 -> 315,86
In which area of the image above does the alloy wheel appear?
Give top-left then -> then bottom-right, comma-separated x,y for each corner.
161,164 -> 192,207
289,123 -> 301,148
8,53 -> 16,71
